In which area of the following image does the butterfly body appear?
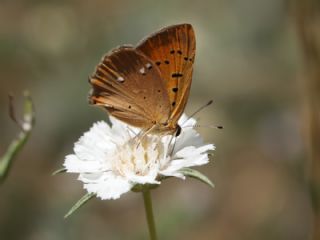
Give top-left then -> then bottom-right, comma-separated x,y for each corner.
89,24 -> 195,136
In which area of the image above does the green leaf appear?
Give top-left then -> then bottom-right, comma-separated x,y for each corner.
52,167 -> 67,176
178,168 -> 214,188
64,192 -> 95,218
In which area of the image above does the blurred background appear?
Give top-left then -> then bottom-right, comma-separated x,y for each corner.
0,0 -> 319,239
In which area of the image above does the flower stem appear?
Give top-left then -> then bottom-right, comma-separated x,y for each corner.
142,189 -> 158,240
0,92 -> 35,185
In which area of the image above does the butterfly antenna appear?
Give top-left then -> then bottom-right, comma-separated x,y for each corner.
191,124 -> 223,129
182,100 -> 213,125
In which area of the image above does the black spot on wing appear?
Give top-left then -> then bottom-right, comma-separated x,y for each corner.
172,73 -> 183,78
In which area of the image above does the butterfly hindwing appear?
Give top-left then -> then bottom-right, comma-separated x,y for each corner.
136,23 -> 196,124
89,46 -> 171,129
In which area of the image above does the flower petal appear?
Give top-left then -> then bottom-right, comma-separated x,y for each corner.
84,174 -> 132,200
64,155 -> 104,173
179,144 -> 214,155
160,144 -> 214,177
174,128 -> 203,153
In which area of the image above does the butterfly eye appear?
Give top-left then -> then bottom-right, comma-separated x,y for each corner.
176,125 -> 182,136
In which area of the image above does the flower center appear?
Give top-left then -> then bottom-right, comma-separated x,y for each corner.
111,135 -> 165,179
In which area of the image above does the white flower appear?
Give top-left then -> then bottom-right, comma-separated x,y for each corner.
64,114 -> 215,200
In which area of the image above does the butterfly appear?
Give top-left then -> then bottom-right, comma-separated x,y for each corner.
89,23 -> 196,136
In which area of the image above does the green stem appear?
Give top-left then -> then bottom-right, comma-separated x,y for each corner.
142,189 -> 158,240
0,92 -> 35,184
0,130 -> 31,184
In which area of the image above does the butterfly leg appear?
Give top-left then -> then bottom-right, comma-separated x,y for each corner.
167,126 -> 182,156
135,125 -> 157,149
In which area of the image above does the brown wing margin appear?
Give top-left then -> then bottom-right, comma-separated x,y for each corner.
136,23 -> 196,124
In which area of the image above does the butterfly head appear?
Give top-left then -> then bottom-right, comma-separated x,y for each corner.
152,120 -> 181,137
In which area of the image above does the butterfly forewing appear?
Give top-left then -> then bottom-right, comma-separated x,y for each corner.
136,23 -> 196,124
89,46 -> 171,129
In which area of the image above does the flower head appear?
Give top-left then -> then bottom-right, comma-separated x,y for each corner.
64,114 -> 214,200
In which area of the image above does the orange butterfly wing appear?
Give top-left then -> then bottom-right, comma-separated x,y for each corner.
89,46 -> 171,129
136,23 -> 196,124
